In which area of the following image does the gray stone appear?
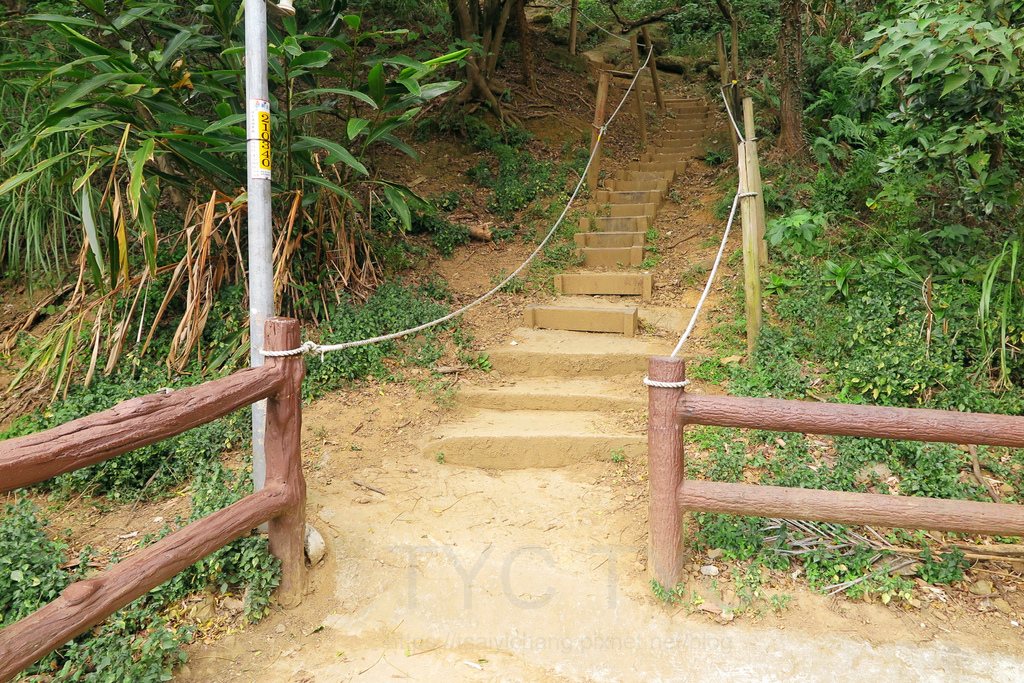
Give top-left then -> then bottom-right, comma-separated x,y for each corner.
656,55 -> 688,75
700,565 -> 720,576
706,548 -> 724,560
305,523 -> 327,565
970,580 -> 995,596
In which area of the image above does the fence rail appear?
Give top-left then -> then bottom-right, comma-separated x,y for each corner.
647,355 -> 1024,585
0,317 -> 306,683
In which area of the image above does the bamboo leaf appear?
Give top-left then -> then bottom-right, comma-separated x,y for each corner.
299,175 -> 362,208
290,50 -> 332,69
81,188 -> 106,282
368,62 -> 385,107
129,138 -> 155,218
51,72 -> 131,113
294,136 -> 368,176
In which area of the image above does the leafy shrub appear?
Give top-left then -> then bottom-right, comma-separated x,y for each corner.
303,280 -> 451,394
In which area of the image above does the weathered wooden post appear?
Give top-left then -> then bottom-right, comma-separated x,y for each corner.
742,97 -> 767,264
629,33 -> 648,149
647,356 -> 687,588
715,32 -> 738,162
640,26 -> 664,113
738,139 -> 762,355
569,0 -> 579,55
587,71 -> 610,193
264,318 -> 306,608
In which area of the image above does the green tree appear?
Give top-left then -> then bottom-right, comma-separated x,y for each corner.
861,0 -> 1024,213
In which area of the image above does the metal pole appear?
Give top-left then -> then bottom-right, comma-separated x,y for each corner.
246,0 -> 274,492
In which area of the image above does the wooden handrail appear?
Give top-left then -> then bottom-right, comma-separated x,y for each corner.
0,363 -> 286,494
647,355 -> 1024,587
677,393 -> 1024,448
0,484 -> 291,681
0,317 -> 306,682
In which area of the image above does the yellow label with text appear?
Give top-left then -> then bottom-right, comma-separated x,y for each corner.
258,110 -> 271,171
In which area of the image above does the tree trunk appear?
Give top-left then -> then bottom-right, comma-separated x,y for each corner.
513,0 -> 536,93
777,0 -> 805,158
449,0 -> 519,124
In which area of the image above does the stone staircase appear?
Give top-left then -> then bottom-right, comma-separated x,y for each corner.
420,98 -> 716,469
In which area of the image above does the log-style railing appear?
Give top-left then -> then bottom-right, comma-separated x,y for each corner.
647,355 -> 1024,585
0,317 -> 306,682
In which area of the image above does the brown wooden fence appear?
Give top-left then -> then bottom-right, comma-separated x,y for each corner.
0,317 -> 306,682
647,355 -> 1024,585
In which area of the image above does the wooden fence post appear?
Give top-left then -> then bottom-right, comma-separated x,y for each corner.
742,97 -> 767,264
588,71 -> 610,193
647,356 -> 688,588
569,0 -> 579,55
630,33 -> 647,149
264,318 -> 306,608
640,26 -> 664,113
715,32 -> 738,162
738,142 -> 762,355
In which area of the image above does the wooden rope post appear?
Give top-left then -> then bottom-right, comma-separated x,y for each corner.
647,356 -> 687,587
715,32 -> 738,162
738,141 -> 762,355
587,71 -> 610,193
264,318 -> 306,608
742,97 -> 767,264
569,0 -> 579,55
640,27 -> 664,113
629,33 -> 647,149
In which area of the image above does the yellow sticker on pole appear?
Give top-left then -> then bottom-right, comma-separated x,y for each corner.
248,98 -> 271,180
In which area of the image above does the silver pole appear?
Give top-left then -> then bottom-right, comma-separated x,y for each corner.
245,0 -> 273,492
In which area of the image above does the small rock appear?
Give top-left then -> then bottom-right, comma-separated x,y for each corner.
1000,483 -> 1015,495
355,496 -> 372,504
994,598 -> 1012,614
893,562 -> 921,577
222,597 -> 245,612
706,548 -> 724,560
408,468 -> 419,474
718,611 -> 735,623
719,355 -> 743,366
700,565 -> 720,577
932,609 -> 948,622
634,562 -> 645,573
683,563 -> 698,572
970,580 -> 995,596
275,623 -> 286,634
908,597 -> 922,609
722,589 -> 737,605
178,664 -> 192,678
305,524 -> 327,565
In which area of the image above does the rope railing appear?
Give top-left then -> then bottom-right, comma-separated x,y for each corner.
551,1 -> 631,42
262,47 -> 655,360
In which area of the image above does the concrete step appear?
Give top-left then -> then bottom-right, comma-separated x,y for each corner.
579,216 -> 650,231
659,129 -> 707,140
608,202 -> 658,218
580,244 -> 644,268
662,123 -> 710,134
639,152 -> 683,164
612,169 -> 675,182
574,231 -> 646,248
484,327 -> 678,377
458,376 -> 646,412
627,160 -> 687,174
595,189 -> 663,205
603,179 -> 668,194
421,408 -> 645,468
523,304 -> 639,336
554,272 -> 653,301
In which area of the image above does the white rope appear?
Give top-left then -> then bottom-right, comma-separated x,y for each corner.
667,189 -> 749,359
719,85 -> 745,143
260,45 -> 656,360
551,2 -> 631,42
642,378 -> 690,388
